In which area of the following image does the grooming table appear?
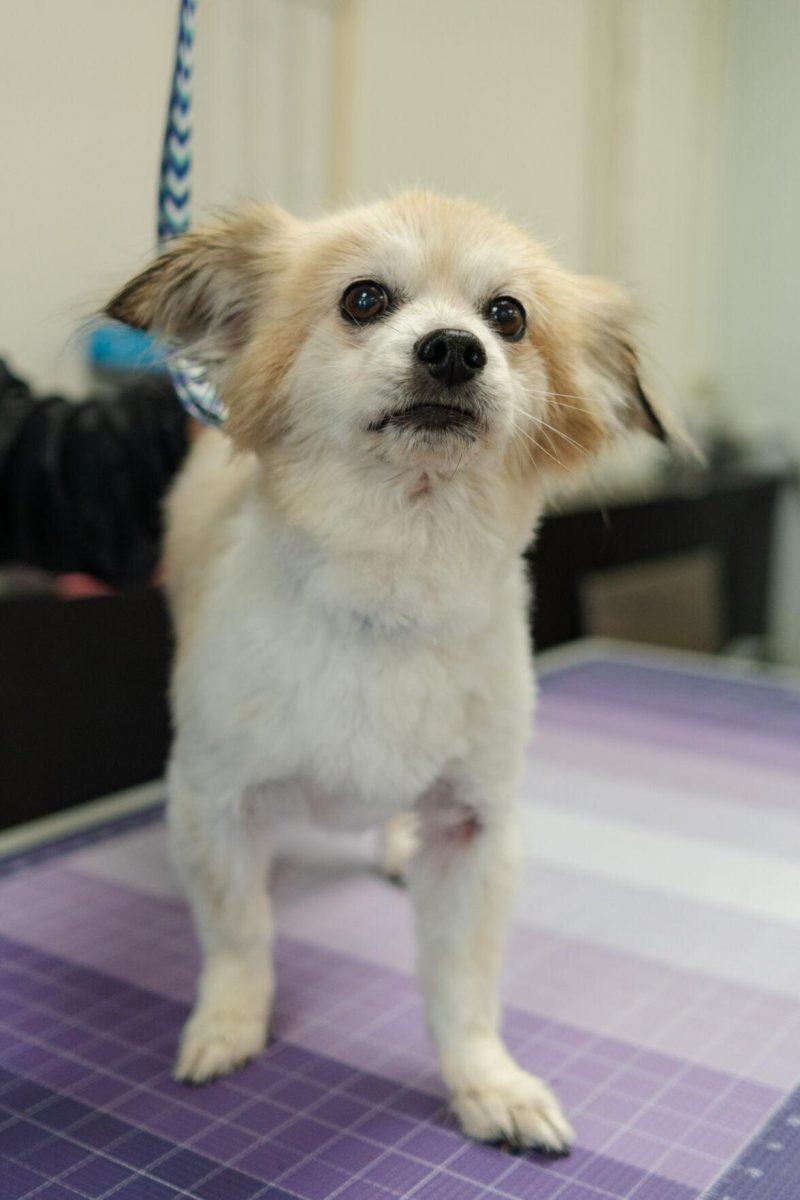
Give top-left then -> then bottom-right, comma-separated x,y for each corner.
2,641 -> 800,1200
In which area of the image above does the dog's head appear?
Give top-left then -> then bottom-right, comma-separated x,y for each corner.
106,193 -> 672,481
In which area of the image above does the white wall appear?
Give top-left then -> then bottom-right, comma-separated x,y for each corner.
0,0 -> 332,395
612,0 -> 727,415
336,0 -> 594,269
0,1 -> 175,393
710,0 -> 800,450
708,0 -> 800,662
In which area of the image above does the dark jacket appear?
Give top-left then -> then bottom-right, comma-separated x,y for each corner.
0,359 -> 189,586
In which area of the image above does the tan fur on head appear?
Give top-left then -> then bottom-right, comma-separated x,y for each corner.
105,191 -> 675,475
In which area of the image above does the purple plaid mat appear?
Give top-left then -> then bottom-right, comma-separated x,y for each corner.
2,643 -> 800,1200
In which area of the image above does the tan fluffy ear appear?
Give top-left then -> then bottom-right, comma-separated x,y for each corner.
104,204 -> 292,361
526,271 -> 690,478
574,278 -> 670,443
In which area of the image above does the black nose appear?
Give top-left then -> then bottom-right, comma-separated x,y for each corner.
416,328 -> 486,387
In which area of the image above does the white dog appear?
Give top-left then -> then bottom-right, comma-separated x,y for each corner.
107,192 -> 669,1154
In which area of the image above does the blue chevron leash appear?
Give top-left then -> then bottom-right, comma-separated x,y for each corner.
159,0 -> 225,428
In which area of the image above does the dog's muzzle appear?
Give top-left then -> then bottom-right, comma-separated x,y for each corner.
368,328 -> 487,435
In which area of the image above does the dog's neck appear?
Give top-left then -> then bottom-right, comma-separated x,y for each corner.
249,448 -> 544,639
258,442 -> 541,549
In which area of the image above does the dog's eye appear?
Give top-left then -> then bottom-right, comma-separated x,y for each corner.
341,280 -> 391,325
485,296 -> 527,341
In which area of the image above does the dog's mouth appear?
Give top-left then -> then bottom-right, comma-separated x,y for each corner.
368,402 -> 479,435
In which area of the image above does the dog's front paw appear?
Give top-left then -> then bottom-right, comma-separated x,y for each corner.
451,1067 -> 573,1154
174,1006 -> 267,1085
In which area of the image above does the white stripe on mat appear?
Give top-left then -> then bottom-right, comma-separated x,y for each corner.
522,803 -> 800,926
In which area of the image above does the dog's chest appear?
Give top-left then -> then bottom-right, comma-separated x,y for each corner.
183,574 -> 477,816
173,496 -> 526,818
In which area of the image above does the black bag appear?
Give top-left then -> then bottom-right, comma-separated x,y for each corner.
0,360 -> 189,585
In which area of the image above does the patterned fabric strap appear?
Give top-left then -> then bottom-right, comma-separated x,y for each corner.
158,0 -> 225,427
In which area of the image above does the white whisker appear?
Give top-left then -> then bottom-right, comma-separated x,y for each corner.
528,389 -> 594,412
533,415 -> 590,459
506,413 -> 563,468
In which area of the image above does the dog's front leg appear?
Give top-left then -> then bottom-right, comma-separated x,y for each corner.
408,790 -> 573,1153
169,764 -> 273,1084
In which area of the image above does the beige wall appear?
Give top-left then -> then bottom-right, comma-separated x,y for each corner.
707,0 -> 800,663
334,0 -> 595,269
0,0 -> 333,394
709,0 -> 800,448
0,1 -> 175,393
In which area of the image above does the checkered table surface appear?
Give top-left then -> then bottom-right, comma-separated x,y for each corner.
2,643 -> 800,1200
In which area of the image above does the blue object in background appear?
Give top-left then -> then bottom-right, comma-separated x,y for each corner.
88,324 -> 168,375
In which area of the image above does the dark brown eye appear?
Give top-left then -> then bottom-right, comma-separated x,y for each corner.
341,280 -> 391,325
486,295 -> 526,341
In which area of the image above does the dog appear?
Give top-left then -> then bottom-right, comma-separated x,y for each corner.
106,192 -> 670,1154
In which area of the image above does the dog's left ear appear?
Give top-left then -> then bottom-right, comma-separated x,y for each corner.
526,273 -> 691,477
575,278 -> 669,443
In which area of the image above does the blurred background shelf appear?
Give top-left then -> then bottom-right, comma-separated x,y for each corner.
531,446 -> 798,655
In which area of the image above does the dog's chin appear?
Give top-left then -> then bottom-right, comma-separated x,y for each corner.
369,416 -> 484,472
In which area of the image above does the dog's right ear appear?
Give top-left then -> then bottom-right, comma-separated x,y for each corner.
104,204 -> 293,365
